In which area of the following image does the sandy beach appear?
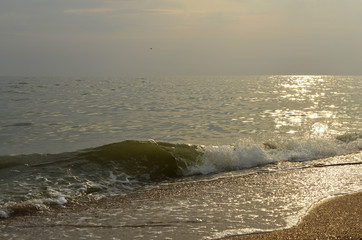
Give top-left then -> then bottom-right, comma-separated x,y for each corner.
223,191 -> 362,240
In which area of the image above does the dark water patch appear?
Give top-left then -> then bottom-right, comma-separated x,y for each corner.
311,161 -> 362,168
10,98 -> 30,101
5,203 -> 47,217
4,122 -> 33,127
336,132 -> 361,143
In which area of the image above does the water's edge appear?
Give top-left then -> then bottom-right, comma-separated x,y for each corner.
1,153 -> 361,240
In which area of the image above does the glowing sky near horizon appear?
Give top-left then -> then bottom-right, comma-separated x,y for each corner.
1,0 -> 362,76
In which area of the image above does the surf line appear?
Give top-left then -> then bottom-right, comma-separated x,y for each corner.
8,221 -> 202,229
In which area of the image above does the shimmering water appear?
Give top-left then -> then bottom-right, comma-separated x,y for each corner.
1,75 -> 360,154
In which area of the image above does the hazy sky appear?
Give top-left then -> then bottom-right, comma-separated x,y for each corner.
1,0 -> 362,76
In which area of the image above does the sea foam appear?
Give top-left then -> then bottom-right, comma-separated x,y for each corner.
187,135 -> 361,175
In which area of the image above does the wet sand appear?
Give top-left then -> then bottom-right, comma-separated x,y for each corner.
222,191 -> 362,240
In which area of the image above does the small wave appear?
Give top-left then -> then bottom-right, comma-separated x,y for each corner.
0,134 -> 360,218
1,134 -> 360,179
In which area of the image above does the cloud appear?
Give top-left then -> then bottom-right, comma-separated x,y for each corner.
65,8 -> 118,14
64,7 -> 188,16
142,9 -> 186,15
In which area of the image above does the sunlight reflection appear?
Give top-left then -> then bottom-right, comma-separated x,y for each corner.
269,76 -> 336,136
280,75 -> 323,102
308,113 -> 318,119
311,122 -> 329,136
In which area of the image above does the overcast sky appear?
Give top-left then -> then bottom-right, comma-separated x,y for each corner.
1,0 -> 362,76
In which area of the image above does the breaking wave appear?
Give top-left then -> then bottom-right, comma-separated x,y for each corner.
0,133 -> 361,218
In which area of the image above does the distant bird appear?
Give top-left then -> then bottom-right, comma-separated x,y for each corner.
150,48 -> 152,50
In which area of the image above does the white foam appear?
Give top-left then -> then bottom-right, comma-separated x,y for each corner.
0,209 -> 10,218
186,136 -> 361,175
209,228 -> 278,240
187,140 -> 272,175
47,188 -> 67,205
268,136 -> 361,162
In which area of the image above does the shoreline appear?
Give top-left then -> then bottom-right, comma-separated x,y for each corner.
221,191 -> 362,240
1,163 -> 361,240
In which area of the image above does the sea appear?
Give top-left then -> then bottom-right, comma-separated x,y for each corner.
0,75 -> 361,239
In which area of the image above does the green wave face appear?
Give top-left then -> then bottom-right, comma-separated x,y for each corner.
78,140 -> 203,180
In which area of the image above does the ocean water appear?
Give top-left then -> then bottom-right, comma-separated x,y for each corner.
0,75 -> 361,239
